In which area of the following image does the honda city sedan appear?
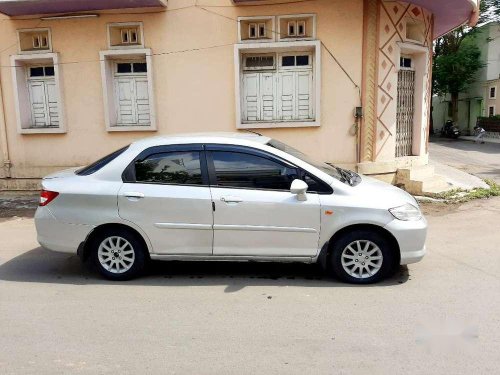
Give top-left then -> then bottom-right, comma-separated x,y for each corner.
35,133 -> 426,284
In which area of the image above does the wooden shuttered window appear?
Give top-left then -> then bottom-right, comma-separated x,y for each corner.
27,66 -> 59,127
241,53 -> 314,123
114,62 -> 151,126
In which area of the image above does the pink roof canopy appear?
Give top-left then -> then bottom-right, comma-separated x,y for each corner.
410,0 -> 480,37
0,0 -> 167,16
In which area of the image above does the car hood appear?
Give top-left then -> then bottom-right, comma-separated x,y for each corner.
43,167 -> 81,180
348,175 -> 417,208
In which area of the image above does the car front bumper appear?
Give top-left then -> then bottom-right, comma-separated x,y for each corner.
384,216 -> 427,265
35,206 -> 94,254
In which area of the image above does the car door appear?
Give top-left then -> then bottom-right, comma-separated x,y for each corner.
118,144 -> 214,255
207,145 -> 321,257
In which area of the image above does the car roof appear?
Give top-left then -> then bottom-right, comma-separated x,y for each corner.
130,132 -> 271,149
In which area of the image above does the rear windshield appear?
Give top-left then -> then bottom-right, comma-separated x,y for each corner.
76,146 -> 129,176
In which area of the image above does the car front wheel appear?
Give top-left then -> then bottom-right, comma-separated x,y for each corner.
330,230 -> 397,284
91,229 -> 146,281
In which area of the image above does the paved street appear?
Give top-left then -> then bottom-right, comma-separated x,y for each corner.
1,198 -> 500,374
429,137 -> 500,183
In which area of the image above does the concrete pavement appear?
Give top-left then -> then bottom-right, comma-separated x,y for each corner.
1,198 -> 500,374
429,137 -> 500,183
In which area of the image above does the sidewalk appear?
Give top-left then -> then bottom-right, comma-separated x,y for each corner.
459,135 -> 500,144
429,159 -> 490,190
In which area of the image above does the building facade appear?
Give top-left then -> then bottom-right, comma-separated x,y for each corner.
0,0 -> 479,190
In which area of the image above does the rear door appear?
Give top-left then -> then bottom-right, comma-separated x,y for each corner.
118,145 -> 213,255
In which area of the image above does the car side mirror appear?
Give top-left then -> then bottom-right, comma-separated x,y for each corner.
290,179 -> 308,201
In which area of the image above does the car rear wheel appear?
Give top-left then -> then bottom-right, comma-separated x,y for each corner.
330,229 -> 396,284
91,229 -> 146,281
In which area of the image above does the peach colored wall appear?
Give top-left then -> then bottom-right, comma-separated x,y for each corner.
0,0 -> 364,179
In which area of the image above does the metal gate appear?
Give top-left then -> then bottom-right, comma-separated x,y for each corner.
396,69 -> 415,157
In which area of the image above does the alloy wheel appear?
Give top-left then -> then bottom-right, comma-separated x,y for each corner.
97,236 -> 135,274
340,240 -> 383,279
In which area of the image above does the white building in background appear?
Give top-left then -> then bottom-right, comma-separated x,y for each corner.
433,22 -> 500,135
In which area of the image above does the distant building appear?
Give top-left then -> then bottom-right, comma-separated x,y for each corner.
433,22 -> 500,135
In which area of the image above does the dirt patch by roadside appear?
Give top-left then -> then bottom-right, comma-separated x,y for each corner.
0,193 -> 38,220
419,201 -> 462,216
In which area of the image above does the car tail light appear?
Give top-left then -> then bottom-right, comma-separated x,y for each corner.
39,190 -> 59,206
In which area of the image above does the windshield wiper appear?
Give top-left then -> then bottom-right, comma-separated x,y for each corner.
338,168 -> 354,186
325,163 -> 357,186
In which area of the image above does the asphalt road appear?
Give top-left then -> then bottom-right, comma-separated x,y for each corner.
429,137 -> 500,183
1,198 -> 500,374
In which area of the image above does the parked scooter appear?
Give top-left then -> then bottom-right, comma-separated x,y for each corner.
441,120 -> 461,139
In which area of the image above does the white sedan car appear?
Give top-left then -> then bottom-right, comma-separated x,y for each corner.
35,133 -> 426,284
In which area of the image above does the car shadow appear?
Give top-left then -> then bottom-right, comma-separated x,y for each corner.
0,247 -> 410,291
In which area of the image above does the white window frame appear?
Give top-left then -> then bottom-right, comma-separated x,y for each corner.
234,40 -> 321,129
17,28 -> 52,54
107,22 -> 144,49
100,48 -> 156,132
488,105 -> 496,117
238,16 -> 276,43
287,21 -> 297,37
277,14 -> 316,41
278,52 -> 313,70
10,52 -> 66,134
120,28 -> 139,45
489,86 -> 497,99
248,23 -> 258,39
297,20 -> 306,37
242,53 -> 276,71
258,23 -> 266,38
399,55 -> 414,70
114,61 -> 148,76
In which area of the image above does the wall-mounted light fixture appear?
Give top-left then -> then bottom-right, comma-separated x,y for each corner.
40,14 -> 99,21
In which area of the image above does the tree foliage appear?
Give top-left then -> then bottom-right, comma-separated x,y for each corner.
433,39 -> 483,97
432,0 -> 500,122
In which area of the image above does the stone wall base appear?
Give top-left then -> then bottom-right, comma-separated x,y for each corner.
0,178 -> 42,191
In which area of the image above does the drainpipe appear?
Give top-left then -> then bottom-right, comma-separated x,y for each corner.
0,77 -> 12,178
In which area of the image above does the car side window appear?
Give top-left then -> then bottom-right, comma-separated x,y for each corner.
77,145 -> 129,176
135,151 -> 203,185
211,151 -> 298,190
303,173 -> 333,194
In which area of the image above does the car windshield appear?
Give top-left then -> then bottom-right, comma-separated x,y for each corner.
267,139 -> 361,186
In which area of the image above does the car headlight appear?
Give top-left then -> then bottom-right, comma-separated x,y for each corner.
389,203 -> 422,221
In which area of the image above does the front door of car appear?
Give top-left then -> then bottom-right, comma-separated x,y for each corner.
118,145 -> 213,255
207,146 -> 321,257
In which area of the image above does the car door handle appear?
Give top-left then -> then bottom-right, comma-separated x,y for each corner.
221,196 -> 243,204
124,192 -> 145,199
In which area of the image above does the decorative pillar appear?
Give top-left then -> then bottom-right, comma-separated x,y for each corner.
359,0 -> 379,163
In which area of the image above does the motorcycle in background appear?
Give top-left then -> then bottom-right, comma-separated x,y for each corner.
441,120 -> 461,139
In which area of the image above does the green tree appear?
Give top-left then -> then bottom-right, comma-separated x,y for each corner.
433,38 -> 483,122
433,0 -> 500,123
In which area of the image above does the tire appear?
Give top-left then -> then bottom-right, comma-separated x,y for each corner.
329,229 -> 397,284
90,228 -> 147,281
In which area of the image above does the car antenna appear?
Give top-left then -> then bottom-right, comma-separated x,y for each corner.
242,129 -> 262,136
